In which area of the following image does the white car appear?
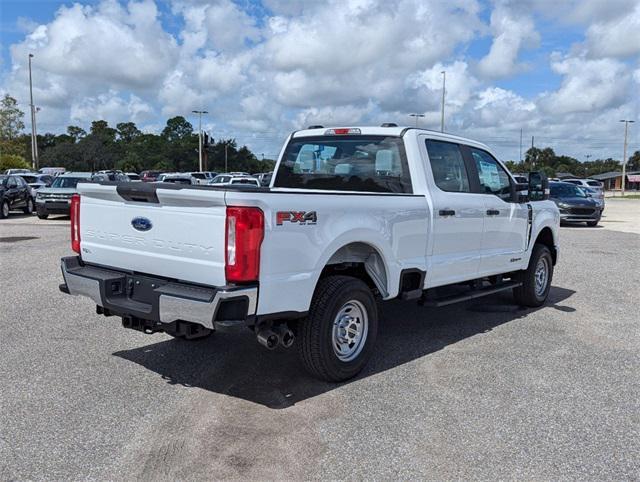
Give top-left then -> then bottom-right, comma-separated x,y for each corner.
208,174 -> 260,187
59,125 -> 559,381
564,179 -> 604,196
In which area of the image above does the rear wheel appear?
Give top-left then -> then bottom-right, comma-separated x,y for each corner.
513,244 -> 553,307
0,201 -> 9,219
23,198 -> 34,214
298,275 -> 378,382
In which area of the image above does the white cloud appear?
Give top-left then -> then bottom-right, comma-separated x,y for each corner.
477,4 -> 539,79
10,0 -> 178,89
540,55 -> 632,114
584,2 -> 640,58
70,91 -> 154,125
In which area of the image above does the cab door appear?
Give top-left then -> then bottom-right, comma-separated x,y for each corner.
422,138 -> 486,287
466,148 -> 528,275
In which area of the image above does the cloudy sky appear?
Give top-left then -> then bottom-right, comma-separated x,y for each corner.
1,0 -> 638,161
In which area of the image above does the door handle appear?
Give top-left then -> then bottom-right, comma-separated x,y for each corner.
486,209 -> 500,216
439,209 -> 456,216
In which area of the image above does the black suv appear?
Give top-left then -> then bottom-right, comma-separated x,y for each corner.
0,174 -> 34,218
549,181 -> 602,227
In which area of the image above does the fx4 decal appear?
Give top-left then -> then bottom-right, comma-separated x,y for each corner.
276,211 -> 318,226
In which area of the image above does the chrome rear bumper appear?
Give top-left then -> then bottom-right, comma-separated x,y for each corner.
60,256 -> 257,330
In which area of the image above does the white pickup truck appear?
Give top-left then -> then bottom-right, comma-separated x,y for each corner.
60,125 -> 559,381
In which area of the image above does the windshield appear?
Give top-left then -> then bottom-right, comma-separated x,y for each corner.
275,135 -> 412,193
0,175 -> 6,185
191,173 -> 206,179
51,177 -> 85,188
550,183 -> 587,198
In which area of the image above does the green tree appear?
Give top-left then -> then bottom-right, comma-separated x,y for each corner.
116,122 -> 142,143
0,94 -> 25,140
627,150 -> 640,171
0,153 -> 30,171
67,125 -> 86,142
90,120 -> 117,141
161,116 -> 193,141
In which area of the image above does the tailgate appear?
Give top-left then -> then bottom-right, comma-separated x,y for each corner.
77,183 -> 227,287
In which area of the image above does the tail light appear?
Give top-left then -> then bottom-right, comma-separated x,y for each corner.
70,194 -> 81,253
225,206 -> 264,283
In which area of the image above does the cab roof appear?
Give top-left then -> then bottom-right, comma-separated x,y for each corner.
291,125 -> 491,151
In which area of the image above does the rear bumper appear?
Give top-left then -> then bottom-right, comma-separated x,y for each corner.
59,256 -> 257,330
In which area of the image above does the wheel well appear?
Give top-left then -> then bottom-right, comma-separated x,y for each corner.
534,227 -> 557,265
320,242 -> 388,297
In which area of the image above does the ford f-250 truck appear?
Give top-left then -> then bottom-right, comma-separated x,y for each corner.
59,125 -> 559,381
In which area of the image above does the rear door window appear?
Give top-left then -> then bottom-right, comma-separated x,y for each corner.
425,140 -> 471,193
275,135 -> 412,193
469,148 -> 511,201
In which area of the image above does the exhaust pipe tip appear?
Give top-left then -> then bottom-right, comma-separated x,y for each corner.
274,325 -> 295,348
257,329 -> 280,350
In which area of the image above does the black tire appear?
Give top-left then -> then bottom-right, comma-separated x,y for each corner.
513,244 -> 553,307
0,201 -> 9,219
298,275 -> 378,382
586,219 -> 599,227
37,212 -> 49,220
23,197 -> 34,214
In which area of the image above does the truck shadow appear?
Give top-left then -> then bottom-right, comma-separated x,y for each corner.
113,286 -> 576,409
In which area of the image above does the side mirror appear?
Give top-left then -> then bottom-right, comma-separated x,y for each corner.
528,171 -> 549,201
510,182 -> 529,203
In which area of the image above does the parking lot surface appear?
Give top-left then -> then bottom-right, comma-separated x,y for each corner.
1,202 -> 639,480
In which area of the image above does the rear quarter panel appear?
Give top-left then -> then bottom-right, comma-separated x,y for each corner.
226,190 -> 430,315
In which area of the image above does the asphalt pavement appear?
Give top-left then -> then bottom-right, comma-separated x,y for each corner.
1,206 -> 639,480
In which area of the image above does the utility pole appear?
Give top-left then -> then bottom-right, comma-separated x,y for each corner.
224,142 -> 228,173
440,70 -> 446,132
585,154 -> 592,162
28,53 -> 39,170
408,113 -> 425,127
519,128 -> 523,163
620,120 -> 635,196
192,110 -> 208,172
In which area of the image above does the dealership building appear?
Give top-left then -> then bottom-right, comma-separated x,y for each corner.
591,171 -> 640,191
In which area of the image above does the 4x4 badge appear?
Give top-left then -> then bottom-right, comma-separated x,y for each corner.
276,211 -> 317,225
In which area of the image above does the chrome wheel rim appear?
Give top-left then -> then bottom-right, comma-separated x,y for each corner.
2,203 -> 8,217
332,300 -> 368,362
534,257 -> 549,296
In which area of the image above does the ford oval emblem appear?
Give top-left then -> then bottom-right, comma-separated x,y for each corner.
131,217 -> 153,232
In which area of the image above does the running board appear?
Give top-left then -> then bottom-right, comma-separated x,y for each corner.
419,281 -> 522,307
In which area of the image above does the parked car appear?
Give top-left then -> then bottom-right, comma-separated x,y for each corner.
126,173 -> 141,181
91,171 -> 130,182
0,174 -> 34,218
141,170 -> 161,182
584,186 -> 605,211
18,173 -> 54,199
60,125 -> 559,382
549,181 -> 602,226
564,179 -> 604,199
159,173 -> 193,185
38,167 -> 66,176
35,172 -> 93,219
188,172 -> 208,185
4,168 -> 33,175
208,174 -> 260,186
513,175 -> 528,184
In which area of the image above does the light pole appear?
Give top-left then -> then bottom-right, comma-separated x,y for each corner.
28,53 -> 39,170
192,110 -> 208,172
408,113 -> 425,127
440,70 -> 446,133
620,119 -> 635,196
585,154 -> 592,162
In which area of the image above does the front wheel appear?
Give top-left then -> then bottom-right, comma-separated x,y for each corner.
37,212 -> 49,220
586,219 -> 599,227
23,198 -> 34,214
0,201 -> 9,219
513,244 -> 553,307
298,275 -> 378,382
